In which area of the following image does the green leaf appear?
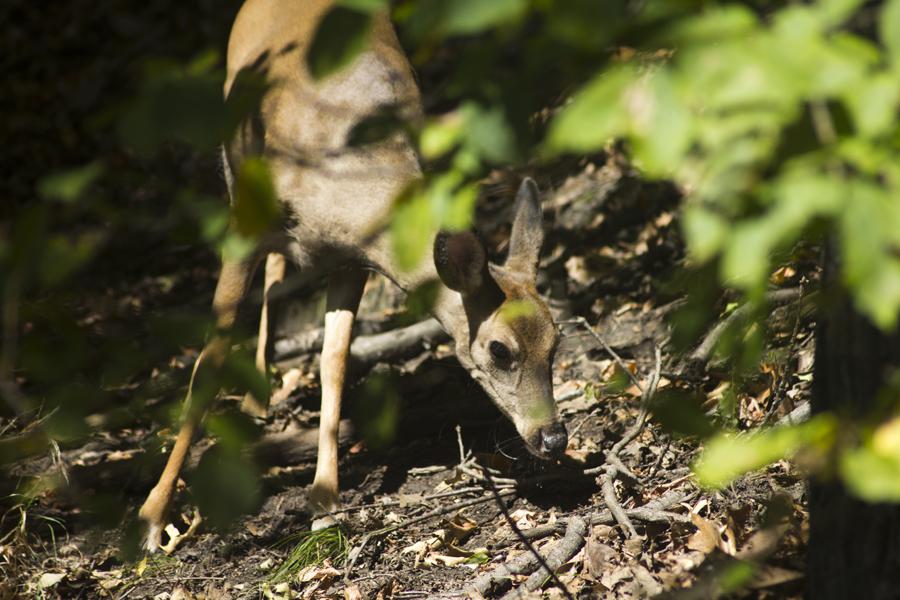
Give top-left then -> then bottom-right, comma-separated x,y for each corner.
118,71 -> 226,155
694,415 -> 836,488
841,446 -> 900,501
881,0 -> 900,68
630,69 -> 692,174
545,67 -> 634,154
39,233 -> 100,287
421,113 -> 465,160
338,0 -> 386,12
307,7 -> 372,80
233,157 -> 279,238
842,72 -> 900,138
441,0 -> 527,35
392,187 -> 434,271
682,206 -> 730,263
37,162 -> 106,203
353,369 -> 400,452
461,102 -> 516,163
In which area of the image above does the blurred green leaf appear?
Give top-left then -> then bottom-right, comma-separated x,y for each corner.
441,0 -> 527,35
651,390 -> 715,438
882,0 -> 900,67
233,157 -> 279,238
192,446 -> 260,528
353,369 -> 400,452
37,162 -> 106,203
842,73 -> 900,139
695,415 -> 836,488
841,445 -> 900,501
545,67 -> 634,154
421,113 -> 465,160
39,233 -> 101,288
308,7 -> 372,80
682,206 -> 730,263
392,186 -> 434,271
118,68 -> 226,155
499,299 -> 536,322
339,0 -> 387,11
461,102 -> 517,163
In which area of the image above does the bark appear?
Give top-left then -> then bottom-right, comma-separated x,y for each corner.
806,241 -> 900,599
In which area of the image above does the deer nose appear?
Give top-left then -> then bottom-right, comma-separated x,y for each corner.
538,423 -> 568,458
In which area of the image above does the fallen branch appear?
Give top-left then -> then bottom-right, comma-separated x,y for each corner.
0,421 -> 354,500
492,488 -> 693,548
677,287 -> 810,378
499,516 -> 588,600
275,318 -> 449,368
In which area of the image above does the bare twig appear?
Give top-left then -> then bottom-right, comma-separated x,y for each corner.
478,466 -> 576,600
574,316 -> 643,392
601,467 -> 637,538
594,346 -> 664,539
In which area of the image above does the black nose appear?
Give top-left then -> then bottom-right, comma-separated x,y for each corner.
539,423 -> 568,458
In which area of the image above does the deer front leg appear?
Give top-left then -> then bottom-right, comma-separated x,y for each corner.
139,254 -> 260,552
308,266 -> 367,530
242,252 -> 286,418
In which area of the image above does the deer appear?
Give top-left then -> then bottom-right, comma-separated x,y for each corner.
138,0 -> 568,552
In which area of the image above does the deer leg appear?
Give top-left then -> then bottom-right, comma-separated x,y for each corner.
308,266 -> 368,530
242,252 -> 286,418
139,253 -> 260,552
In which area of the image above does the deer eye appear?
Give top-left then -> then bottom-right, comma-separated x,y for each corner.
490,341 -> 510,360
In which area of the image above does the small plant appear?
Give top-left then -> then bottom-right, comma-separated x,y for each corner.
269,527 -> 349,583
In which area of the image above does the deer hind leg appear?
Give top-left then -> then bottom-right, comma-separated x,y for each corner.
308,265 -> 368,530
242,252 -> 287,418
139,252 -> 261,552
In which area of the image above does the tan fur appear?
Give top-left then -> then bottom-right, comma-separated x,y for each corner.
138,0 -> 566,552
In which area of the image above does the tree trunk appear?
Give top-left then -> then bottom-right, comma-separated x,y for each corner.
806,241 -> 900,599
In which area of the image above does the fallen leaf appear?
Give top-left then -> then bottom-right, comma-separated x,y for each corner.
586,539 -> 617,579
399,493 -> 424,508
687,514 -> 721,555
344,583 -> 363,600
38,572 -> 66,590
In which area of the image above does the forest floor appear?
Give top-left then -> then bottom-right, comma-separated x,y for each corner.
2,0 -> 814,598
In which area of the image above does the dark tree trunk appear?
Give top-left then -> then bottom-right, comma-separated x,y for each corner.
806,241 -> 900,599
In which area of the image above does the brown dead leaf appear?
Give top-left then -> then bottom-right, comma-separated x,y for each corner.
687,513 -> 722,555
725,504 -> 752,548
601,564 -> 634,590
586,538 -> 617,579
205,583 -> 233,600
737,523 -> 791,561
443,514 -> 478,544
375,579 -> 396,600
171,585 -> 195,600
344,583 -> 363,600
434,467 -> 465,492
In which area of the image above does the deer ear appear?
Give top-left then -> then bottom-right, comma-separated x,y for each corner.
433,230 -> 487,297
505,178 -> 544,281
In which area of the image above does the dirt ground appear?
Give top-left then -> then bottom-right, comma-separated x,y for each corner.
1,0 -> 814,598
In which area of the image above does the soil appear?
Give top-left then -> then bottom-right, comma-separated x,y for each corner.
1,1 -> 814,598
